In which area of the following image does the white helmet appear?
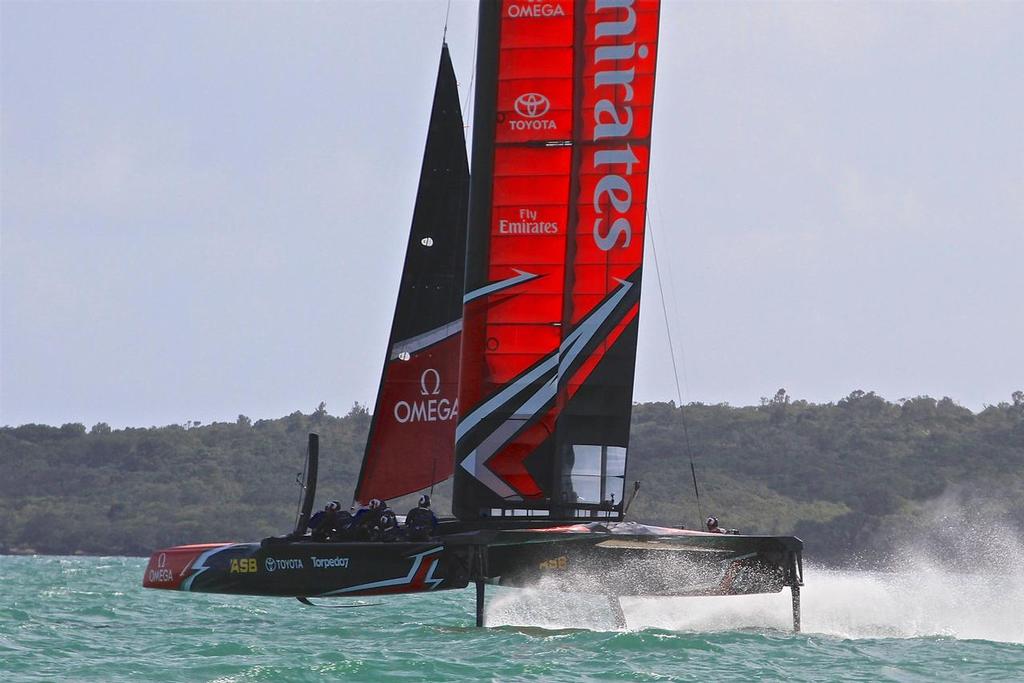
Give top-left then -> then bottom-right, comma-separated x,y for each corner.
369,498 -> 383,510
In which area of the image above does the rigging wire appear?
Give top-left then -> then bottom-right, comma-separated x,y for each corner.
442,0 -> 452,43
650,174 -> 692,396
461,11 -> 479,131
429,448 -> 438,496
646,193 -> 705,530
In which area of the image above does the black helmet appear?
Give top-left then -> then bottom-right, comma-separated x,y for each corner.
706,516 -> 719,528
369,498 -> 383,510
418,494 -> 431,508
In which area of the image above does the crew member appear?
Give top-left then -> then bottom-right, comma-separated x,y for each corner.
405,494 -> 439,540
310,501 -> 344,541
307,504 -> 329,532
352,498 -> 385,541
348,501 -> 370,523
706,516 -> 727,534
373,501 -> 399,542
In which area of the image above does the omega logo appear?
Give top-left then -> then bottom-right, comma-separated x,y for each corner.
394,368 -> 458,424
420,368 -> 441,396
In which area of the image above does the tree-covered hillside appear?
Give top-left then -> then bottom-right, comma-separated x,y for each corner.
2,392 -> 1021,564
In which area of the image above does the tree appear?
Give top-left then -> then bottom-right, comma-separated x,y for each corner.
346,402 -> 369,418
3,393 -> 1022,564
60,423 -> 86,437
346,402 -> 370,431
768,388 -> 789,424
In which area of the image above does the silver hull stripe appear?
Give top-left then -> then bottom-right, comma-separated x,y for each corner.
321,546 -> 444,595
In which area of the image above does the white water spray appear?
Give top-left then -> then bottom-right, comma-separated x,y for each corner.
486,504 -> 1024,643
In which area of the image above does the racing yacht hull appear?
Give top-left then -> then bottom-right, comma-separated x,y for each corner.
143,524 -> 801,600
143,539 -> 471,597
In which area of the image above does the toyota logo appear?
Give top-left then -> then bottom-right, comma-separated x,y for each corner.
514,93 -> 550,118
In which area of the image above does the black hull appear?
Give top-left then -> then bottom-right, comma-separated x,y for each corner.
144,539 -> 472,597
487,531 -> 802,597
143,524 -> 802,600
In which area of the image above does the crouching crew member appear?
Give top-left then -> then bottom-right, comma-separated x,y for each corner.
372,501 -> 399,542
405,494 -> 439,541
706,516 -> 740,535
310,501 -> 348,541
352,498 -> 385,541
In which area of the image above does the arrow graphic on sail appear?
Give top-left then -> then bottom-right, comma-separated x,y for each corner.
458,278 -> 636,499
463,269 -> 540,304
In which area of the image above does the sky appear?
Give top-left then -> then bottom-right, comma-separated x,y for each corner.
2,1 -> 1021,429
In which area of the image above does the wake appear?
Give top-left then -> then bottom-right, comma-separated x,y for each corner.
486,513 -> 1024,643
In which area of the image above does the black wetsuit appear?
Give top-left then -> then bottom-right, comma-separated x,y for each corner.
308,510 -> 327,531
404,507 -> 438,540
372,509 -> 399,542
351,509 -> 383,541
311,510 -> 349,541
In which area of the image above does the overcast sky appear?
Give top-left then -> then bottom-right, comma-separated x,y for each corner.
2,1 -> 1021,429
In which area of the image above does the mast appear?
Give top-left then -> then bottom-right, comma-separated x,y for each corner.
453,0 -> 502,519
353,44 -> 470,505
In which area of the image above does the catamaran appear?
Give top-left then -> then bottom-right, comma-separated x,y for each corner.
143,0 -> 804,630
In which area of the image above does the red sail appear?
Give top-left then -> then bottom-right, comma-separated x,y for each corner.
353,45 -> 469,504
455,0 -> 660,519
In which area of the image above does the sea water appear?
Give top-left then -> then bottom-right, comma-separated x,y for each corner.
1,554 -> 1021,682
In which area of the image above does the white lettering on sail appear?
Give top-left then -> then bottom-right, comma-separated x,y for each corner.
394,369 -> 459,424
591,0 -> 649,252
507,1 -> 566,18
394,398 -> 460,423
500,208 -> 559,235
508,119 -> 557,131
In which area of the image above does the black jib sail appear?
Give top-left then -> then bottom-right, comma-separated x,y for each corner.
353,44 -> 470,505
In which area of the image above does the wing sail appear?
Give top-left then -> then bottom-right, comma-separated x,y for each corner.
455,0 -> 661,521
